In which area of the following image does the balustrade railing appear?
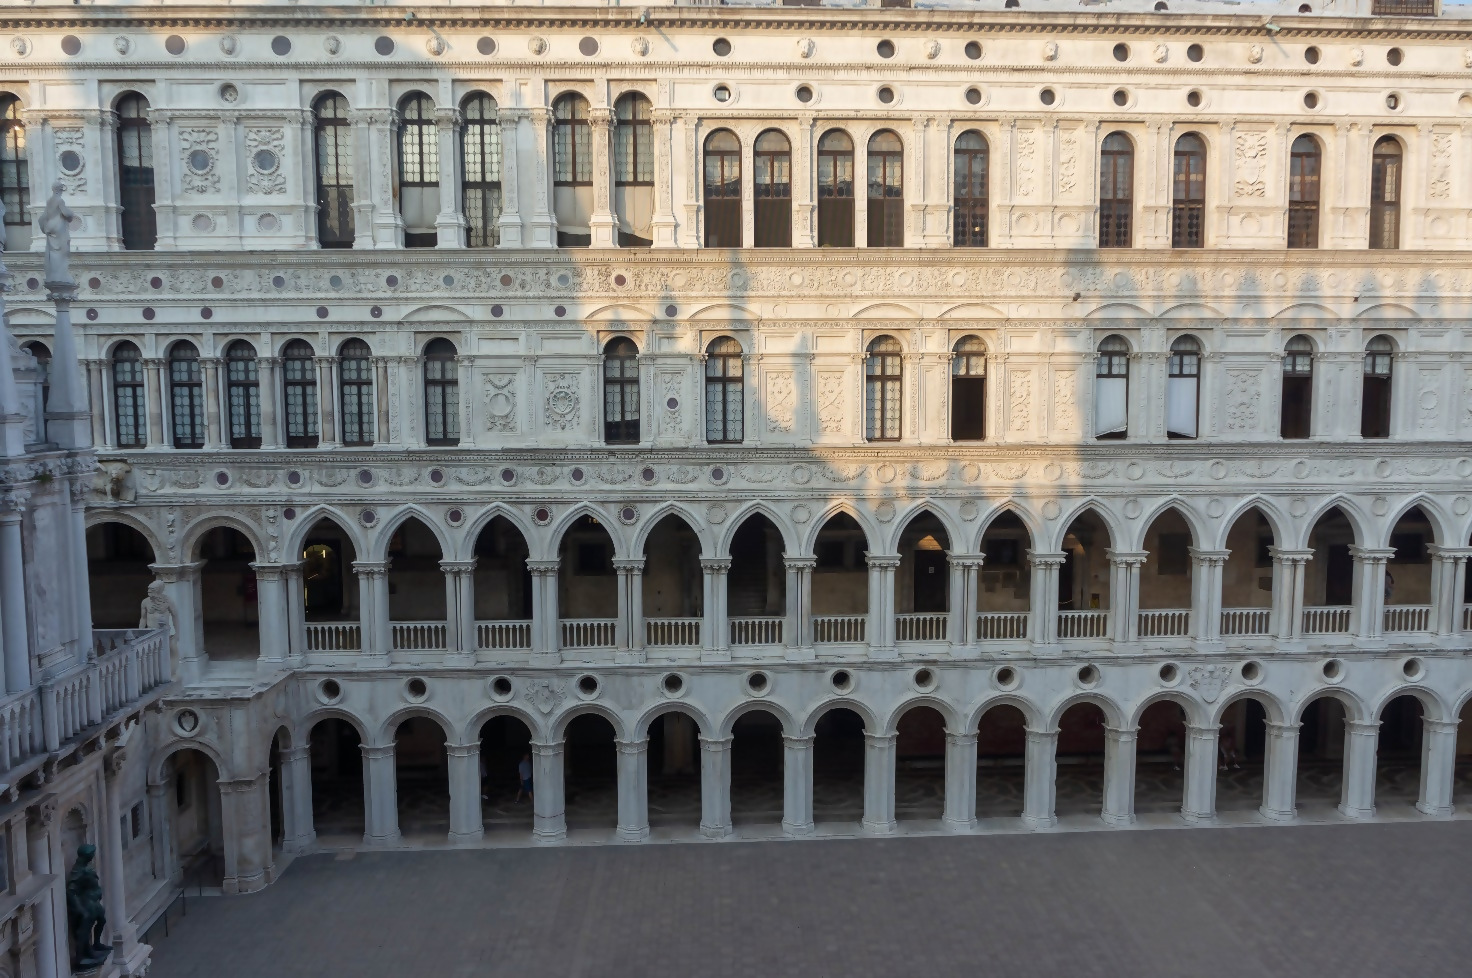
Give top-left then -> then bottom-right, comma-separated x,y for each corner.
812,615 -> 864,644
305,622 -> 361,652
1383,605 -> 1431,633
476,620 -> 532,650
561,619 -> 616,649
896,613 -> 947,642
645,618 -> 700,647
730,617 -> 784,646
1138,609 -> 1189,638
976,612 -> 1028,640
1058,610 -> 1109,639
1302,606 -> 1351,635
1220,608 -> 1271,636
391,621 -> 448,651
0,689 -> 41,774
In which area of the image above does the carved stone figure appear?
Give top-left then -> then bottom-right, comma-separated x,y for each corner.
41,182 -> 76,288
67,844 -> 110,969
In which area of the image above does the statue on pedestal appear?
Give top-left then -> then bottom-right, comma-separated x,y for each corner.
41,181 -> 75,290
66,844 -> 111,969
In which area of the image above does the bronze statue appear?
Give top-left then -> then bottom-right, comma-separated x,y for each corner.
66,844 -> 110,969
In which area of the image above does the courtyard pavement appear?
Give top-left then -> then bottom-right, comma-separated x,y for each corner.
148,819 -> 1472,978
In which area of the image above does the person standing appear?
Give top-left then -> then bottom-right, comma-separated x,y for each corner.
516,752 -> 533,803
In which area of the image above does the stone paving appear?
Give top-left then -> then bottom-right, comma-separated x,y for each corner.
148,819 -> 1472,978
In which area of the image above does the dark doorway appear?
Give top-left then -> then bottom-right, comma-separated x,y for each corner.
912,551 -> 947,612
1326,544 -> 1352,605
303,540 -> 344,616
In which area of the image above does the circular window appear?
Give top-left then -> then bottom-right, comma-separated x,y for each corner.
746,671 -> 769,695
1386,92 -> 1402,111
965,40 -> 983,60
1039,88 -> 1056,106
253,149 -> 279,173
1321,658 -> 1344,682
318,679 -> 342,703
59,150 -> 82,174
1304,46 -> 1320,64
477,37 -> 497,56
965,86 -> 984,105
830,670 -> 854,694
796,84 -> 814,104
577,674 -> 600,697
877,39 -> 896,59
533,507 -> 552,524
912,667 -> 936,692
1186,89 -> 1203,107
219,83 -> 239,104
405,677 -> 428,700
374,36 -> 395,56
877,86 -> 895,104
579,36 -> 599,57
713,85 -> 732,103
271,35 -> 291,56
993,665 -> 1019,690
1387,47 -> 1403,66
1113,42 -> 1130,62
1159,662 -> 1179,684
1187,43 -> 1204,62
662,673 -> 685,695
61,35 -> 81,56
713,37 -> 732,57
188,149 -> 211,174
1077,664 -> 1100,687
1402,657 -> 1425,681
490,676 -> 513,699
1113,89 -> 1129,106
165,35 -> 186,56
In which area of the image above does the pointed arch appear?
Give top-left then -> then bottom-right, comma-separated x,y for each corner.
1381,495 -> 1452,549
887,501 -> 962,556
631,503 -> 713,556
1049,499 -> 1124,553
1215,497 -> 1292,552
1299,496 -> 1371,551
801,501 -> 880,557
371,506 -> 453,563
972,502 -> 1044,554
1133,498 -> 1209,553
460,503 -> 539,563
544,501 -> 626,562
717,502 -> 798,557
283,506 -> 368,563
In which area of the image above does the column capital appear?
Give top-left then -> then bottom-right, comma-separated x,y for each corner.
1264,720 -> 1301,734
1026,550 -> 1068,567
1105,549 -> 1149,567
1103,725 -> 1139,740
781,734 -> 815,749
1184,723 -> 1221,736
1424,718 -> 1460,734
149,560 -> 206,582
944,731 -> 978,746
248,561 -> 289,581
862,732 -> 898,748
1348,546 -> 1396,563
445,742 -> 481,758
1426,545 -> 1472,561
360,744 -> 395,760
1188,548 -> 1231,565
1345,719 -> 1381,735
616,739 -> 649,755
946,553 -> 986,568
525,559 -> 560,575
1268,546 -> 1314,565
1023,726 -> 1059,741
438,559 -> 478,573
864,552 -> 902,569
529,739 -> 564,756
700,557 -> 732,573
698,735 -> 733,751
783,555 -> 818,570
282,744 -> 311,763
612,557 -> 646,573
352,559 -> 392,578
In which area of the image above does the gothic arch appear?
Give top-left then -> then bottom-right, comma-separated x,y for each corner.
1132,499 -> 1210,553
886,501 -> 962,556
1297,496 -> 1372,551
1214,497 -> 1293,552
545,502 -> 627,562
1380,495 -> 1453,550
283,506 -> 369,563
459,504 -> 539,563
717,502 -> 798,557
971,502 -> 1045,555
801,501 -> 881,557
631,503 -> 714,557
370,506 -> 454,563
1049,499 -> 1125,553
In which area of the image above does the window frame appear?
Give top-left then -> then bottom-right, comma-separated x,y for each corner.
167,342 -> 206,449
460,93 -> 502,248
1280,335 -> 1315,440
603,337 -> 642,445
1361,335 -> 1394,439
1171,133 -> 1206,249
753,128 -> 792,248
0,94 -> 28,233
313,92 -> 355,249
865,335 -> 903,442
704,336 -> 744,444
1094,334 -> 1131,440
224,341 -> 263,450
953,131 -> 989,248
1370,136 -> 1402,251
1099,132 -> 1134,248
703,129 -> 742,249
949,335 -> 987,441
281,339 -> 319,449
816,129 -> 855,248
338,338 -> 375,447
1166,335 -> 1201,440
111,342 -> 146,449
115,92 -> 157,251
552,94 -> 592,187
422,338 -> 460,447
866,130 -> 904,248
1287,133 -> 1321,249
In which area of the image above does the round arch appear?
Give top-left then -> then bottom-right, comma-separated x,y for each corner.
799,698 -> 879,737
180,514 -> 265,563
1045,691 -> 1127,730
964,694 -> 1046,732
461,703 -> 546,745
1290,687 -> 1368,725
1369,684 -> 1449,724
632,702 -> 716,741
716,699 -> 798,738
1126,689 -> 1209,728
551,703 -> 631,742
298,707 -> 373,745
1209,688 -> 1288,726
148,738 -> 230,787
881,696 -> 964,737
84,512 -> 163,562
377,706 -> 457,747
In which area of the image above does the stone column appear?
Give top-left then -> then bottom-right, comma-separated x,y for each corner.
67,478 -> 94,663
1189,548 -> 1230,643
861,733 -> 898,835
496,108 -> 525,247
1338,719 -> 1379,819
1027,551 -> 1066,646
1269,547 -> 1311,641
446,741 -> 484,845
527,559 -> 561,662
942,732 -> 978,831
615,739 -> 650,842
218,773 -> 274,894
317,356 -> 339,449
589,107 -> 617,247
280,744 -> 316,852
1417,718 -> 1458,817
0,501 -> 30,694
153,561 -> 205,680
1181,723 -> 1220,822
439,559 -> 477,656
353,560 -> 391,662
948,554 -> 984,649
650,109 -> 678,247
1350,546 -> 1395,640
1101,725 -> 1137,826
613,557 -> 645,658
1106,549 -> 1147,643
143,357 -> 165,448
373,357 -> 391,445
434,106 -> 467,248
101,753 -> 138,959
283,561 -> 307,665
531,740 -> 566,842
781,734 -> 815,836
865,553 -> 901,658
146,782 -> 174,883
85,358 -> 107,447
699,736 -> 732,839
700,557 -> 730,661
1260,720 -> 1300,820
201,357 -> 224,448
1021,727 -> 1059,828
783,556 -> 815,657
250,562 -> 290,668
526,107 -> 557,248
1427,546 -> 1472,635
257,356 -> 281,450
361,744 -> 401,846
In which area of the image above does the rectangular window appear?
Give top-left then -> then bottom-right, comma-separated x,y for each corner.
1280,376 -> 1313,439
340,357 -> 375,446
951,377 -> 986,440
1372,0 -> 1434,13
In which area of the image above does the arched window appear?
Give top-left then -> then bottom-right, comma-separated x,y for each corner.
313,92 -> 354,248
111,342 -> 146,449
552,94 -> 592,247
1094,335 -> 1130,439
867,130 -> 903,247
396,93 -> 439,248
1370,136 -> 1402,250
865,335 -> 902,442
754,129 -> 791,248
1166,335 -> 1201,439
614,93 -> 654,247
953,131 -> 988,248
115,93 -> 156,251
950,336 -> 986,441
703,130 -> 741,248
817,130 -> 855,247
225,341 -> 262,449
461,94 -> 501,248
168,342 -> 205,449
423,338 -> 459,446
1171,133 -> 1206,248
1288,134 -> 1321,249
1362,335 -> 1394,438
282,340 -> 318,449
0,95 -> 29,250
603,337 -> 641,445
704,337 -> 744,444
1281,334 -> 1314,439
338,338 -> 375,447
1099,132 -> 1133,248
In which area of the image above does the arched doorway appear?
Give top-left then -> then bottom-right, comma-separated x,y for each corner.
1375,695 -> 1424,810
1059,511 -> 1112,639
894,706 -> 946,822
895,513 -> 950,642
563,714 -> 618,832
472,516 -> 532,651
1215,696 -> 1270,813
730,709 -> 784,828
812,515 -> 867,645
300,518 -> 358,651
558,516 -> 617,651
1383,508 -> 1434,633
165,749 -> 224,889
1221,509 -> 1275,637
1054,703 -> 1107,818
1296,696 -> 1348,810
1133,701 -> 1187,814
393,717 -> 450,840
478,714 -> 535,838
86,522 -> 155,628
975,705 -> 1027,820
727,514 -> 786,647
386,519 -> 447,652
1139,509 -> 1194,637
1305,508 -> 1356,634
647,711 -> 702,830
642,517 -> 703,651
308,718 -> 364,843
268,728 -> 286,852
196,527 -> 259,661
977,513 -> 1031,639
812,707 -> 865,828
